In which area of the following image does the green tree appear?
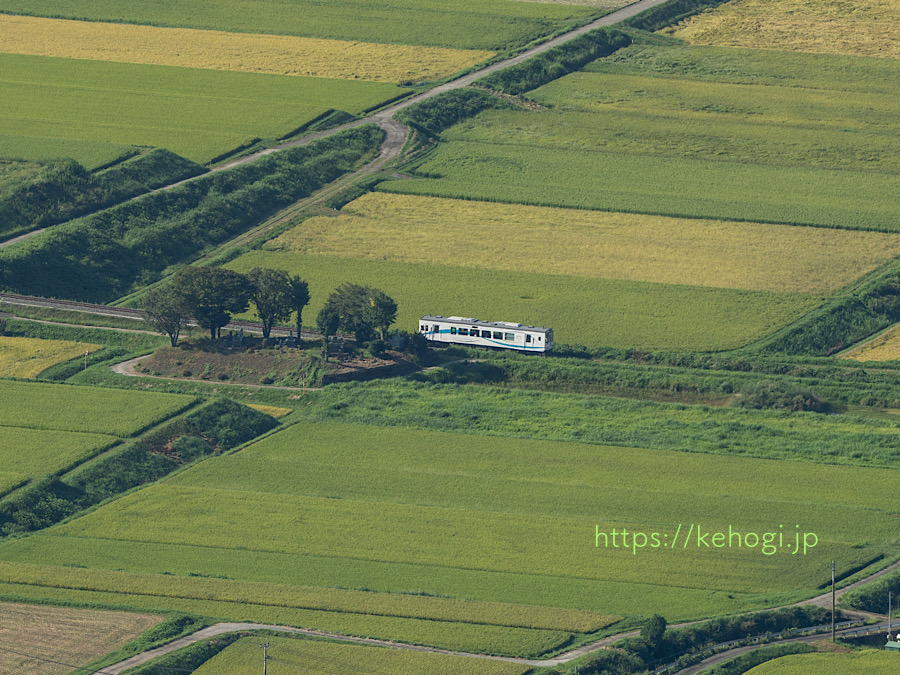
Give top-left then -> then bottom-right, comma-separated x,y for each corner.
247,267 -> 292,340
176,267 -> 249,340
316,303 -> 341,361
289,275 -> 311,342
367,288 -> 398,341
142,285 -> 191,347
319,283 -> 397,343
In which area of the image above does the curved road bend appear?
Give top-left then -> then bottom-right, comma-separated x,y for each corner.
0,0 -> 670,250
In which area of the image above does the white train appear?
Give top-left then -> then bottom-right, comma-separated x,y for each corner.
419,315 -> 553,353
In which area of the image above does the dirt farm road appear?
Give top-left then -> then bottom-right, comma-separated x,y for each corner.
0,0 -> 670,251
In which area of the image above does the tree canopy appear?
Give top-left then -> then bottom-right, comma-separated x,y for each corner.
176,267 -> 249,340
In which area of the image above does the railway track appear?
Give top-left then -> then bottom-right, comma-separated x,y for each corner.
0,292 -> 320,339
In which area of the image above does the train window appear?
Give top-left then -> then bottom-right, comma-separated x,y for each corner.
505,332 -> 515,340
493,331 -> 502,339
433,325 -> 440,333
421,325 -> 427,332
525,334 -> 532,343
450,327 -> 457,335
482,330 -> 491,337
537,336 -> 542,342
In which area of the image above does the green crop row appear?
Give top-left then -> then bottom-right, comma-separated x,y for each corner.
587,44 -> 900,95
421,351 -> 900,409
381,138 -> 900,232
0,578 -> 569,658
0,53 -> 401,164
0,133 -> 135,170
519,72 -> 899,174
0,126 -> 383,303
0,534 -> 777,620
0,427 -> 118,478
0,398 -> 277,536
195,635 -> 531,674
0,0 -> 600,51
300,380 -> 900,468
0,560 -> 613,633
226,251 -> 819,351
0,380 -> 195,437
38,481 -> 889,595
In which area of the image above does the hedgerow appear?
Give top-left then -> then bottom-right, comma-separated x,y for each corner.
0,126 -> 382,302
476,27 -> 630,95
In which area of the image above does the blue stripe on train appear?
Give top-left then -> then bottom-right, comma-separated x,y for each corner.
428,328 -> 544,350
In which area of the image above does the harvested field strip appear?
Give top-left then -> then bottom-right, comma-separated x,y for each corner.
841,325 -> 900,363
0,427 -> 118,477
0,336 -> 102,378
227,251 -> 820,350
196,635 -> 531,674
267,193 -> 900,294
0,580 -> 568,658
0,53 -> 403,163
665,0 -> 900,59
0,601 -> 162,675
382,141 -> 900,231
0,0 -> 596,51
0,561 -> 615,632
0,15 -> 494,84
0,380 -> 195,436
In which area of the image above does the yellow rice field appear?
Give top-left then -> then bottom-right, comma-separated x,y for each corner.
266,193 -> 900,295
665,0 -> 900,59
246,404 -> 293,418
0,336 -> 102,379
0,14 -> 494,84
841,325 -> 900,362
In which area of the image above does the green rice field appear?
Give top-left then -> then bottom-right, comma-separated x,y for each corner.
0,380 -> 195,437
0,427 -> 118,478
0,473 -> 26,498
382,139 -> 899,231
1,422 -> 895,634
586,43 -> 900,95
0,133 -> 136,170
195,635 -> 531,674
0,0 -> 603,50
226,251 -> 820,350
0,53 -> 405,164
383,42 -> 899,230
746,649 -> 900,674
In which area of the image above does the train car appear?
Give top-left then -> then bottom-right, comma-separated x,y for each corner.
419,315 -> 553,353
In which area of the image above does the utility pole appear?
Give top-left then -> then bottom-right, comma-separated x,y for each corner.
261,638 -> 269,675
889,590 -> 893,638
831,560 -> 836,643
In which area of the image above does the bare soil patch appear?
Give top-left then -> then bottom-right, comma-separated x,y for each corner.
139,341 -> 414,387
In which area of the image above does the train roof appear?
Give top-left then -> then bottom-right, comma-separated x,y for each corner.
420,315 -> 552,334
